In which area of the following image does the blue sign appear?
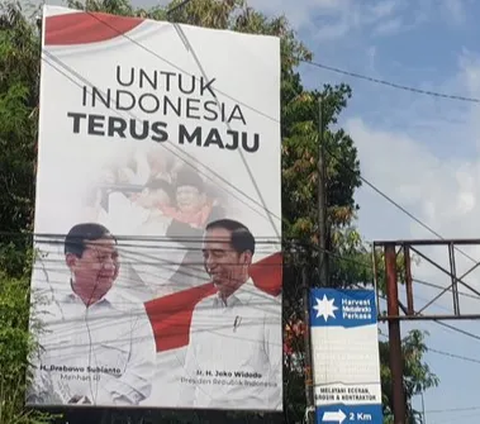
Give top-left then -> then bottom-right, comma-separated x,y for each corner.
309,288 -> 383,424
316,404 -> 383,424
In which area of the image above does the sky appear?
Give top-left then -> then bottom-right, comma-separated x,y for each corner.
29,0 -> 480,422
245,1 -> 480,422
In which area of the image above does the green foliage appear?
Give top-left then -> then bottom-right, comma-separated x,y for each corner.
0,270 -> 53,424
380,330 -> 439,423
0,1 -> 39,278
0,3 -> 54,422
0,0 -> 438,422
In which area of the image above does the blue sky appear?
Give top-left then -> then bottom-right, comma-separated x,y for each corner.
251,1 -> 480,422
34,0 -> 480,421
253,1 -> 480,422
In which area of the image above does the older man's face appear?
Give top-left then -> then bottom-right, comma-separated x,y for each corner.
67,236 -> 119,295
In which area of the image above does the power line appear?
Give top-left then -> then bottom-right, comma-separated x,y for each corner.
35,6 -> 478,254
82,8 -> 480,278
302,59 -> 480,104
36,8 -> 480,334
40,26 -> 447,283
435,320 -> 480,342
37,13 -> 480,349
19,8 -> 480,418
377,285 -> 480,347
324,142 -> 477,266
426,406 -> 480,414
379,331 -> 480,367
428,347 -> 480,365
41,7 -> 479,267
414,278 -> 480,302
166,0 -> 194,17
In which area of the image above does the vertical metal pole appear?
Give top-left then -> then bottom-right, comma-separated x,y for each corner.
421,392 -> 427,424
385,244 -> 407,424
404,245 -> 414,315
302,267 -> 315,424
318,97 -> 328,286
448,243 -> 460,315
372,243 -> 381,312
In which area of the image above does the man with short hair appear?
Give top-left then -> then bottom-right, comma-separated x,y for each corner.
180,219 -> 282,410
28,223 -> 156,407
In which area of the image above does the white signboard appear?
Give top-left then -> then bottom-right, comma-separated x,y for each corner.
309,288 -> 383,423
26,5 -> 283,411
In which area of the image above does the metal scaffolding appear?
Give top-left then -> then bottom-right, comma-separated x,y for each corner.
373,239 -> 480,424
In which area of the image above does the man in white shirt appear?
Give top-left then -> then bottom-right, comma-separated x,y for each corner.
181,219 -> 282,411
28,223 -> 156,406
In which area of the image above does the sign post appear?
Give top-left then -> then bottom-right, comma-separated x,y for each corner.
309,288 -> 383,423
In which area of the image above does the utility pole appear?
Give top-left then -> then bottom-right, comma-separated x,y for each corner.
303,97 -> 329,424
318,96 -> 328,285
421,392 -> 427,424
302,266 -> 316,424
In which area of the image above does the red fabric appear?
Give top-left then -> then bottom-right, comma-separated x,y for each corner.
144,252 -> 283,352
250,252 -> 283,297
45,12 -> 144,46
144,283 -> 216,352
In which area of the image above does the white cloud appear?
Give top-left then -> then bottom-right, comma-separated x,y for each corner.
247,0 -> 351,36
373,17 -> 403,36
344,49 -> 480,314
442,0 -> 468,25
248,0 -> 404,41
349,115 -> 480,313
370,0 -> 397,19
412,0 -> 475,27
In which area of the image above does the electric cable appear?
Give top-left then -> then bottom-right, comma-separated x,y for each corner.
23,6 -> 480,416
23,5 -> 480,268
427,347 -> 480,365
34,9 -> 480,272
301,59 -> 480,104
41,51 -> 280,225
22,2 -> 480,371
165,0 -> 194,17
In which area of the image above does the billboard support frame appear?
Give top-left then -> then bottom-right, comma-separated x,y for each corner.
375,238 -> 480,424
384,244 -> 407,424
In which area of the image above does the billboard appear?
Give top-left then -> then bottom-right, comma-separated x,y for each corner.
309,289 -> 383,423
27,5 -> 282,411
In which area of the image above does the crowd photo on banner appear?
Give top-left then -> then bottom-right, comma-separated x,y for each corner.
27,5 -> 283,412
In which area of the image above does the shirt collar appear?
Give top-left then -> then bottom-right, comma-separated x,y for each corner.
64,279 -> 117,309
216,277 -> 255,308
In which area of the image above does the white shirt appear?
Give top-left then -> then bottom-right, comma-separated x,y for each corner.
28,286 -> 156,406
181,278 -> 282,410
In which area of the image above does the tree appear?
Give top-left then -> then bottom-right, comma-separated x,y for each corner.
0,271 -> 31,424
0,0 -> 39,278
0,3 -> 53,423
380,330 -> 439,424
0,0 -> 438,422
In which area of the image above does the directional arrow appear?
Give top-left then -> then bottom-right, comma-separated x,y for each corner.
322,409 -> 347,423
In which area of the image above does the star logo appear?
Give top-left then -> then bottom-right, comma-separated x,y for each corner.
313,295 -> 338,321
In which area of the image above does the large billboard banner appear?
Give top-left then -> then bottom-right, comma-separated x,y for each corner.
27,5 -> 282,411
309,288 -> 383,423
